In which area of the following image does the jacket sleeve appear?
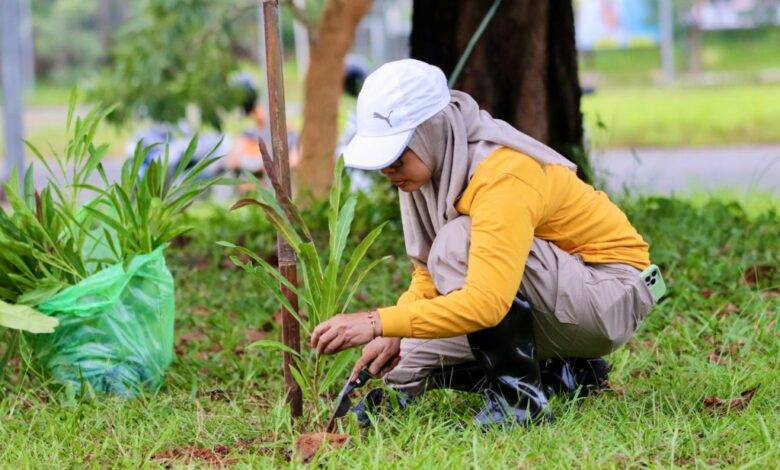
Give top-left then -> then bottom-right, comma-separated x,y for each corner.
396,262 -> 439,306
378,173 -> 545,338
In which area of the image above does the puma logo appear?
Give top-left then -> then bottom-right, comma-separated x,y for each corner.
372,110 -> 394,128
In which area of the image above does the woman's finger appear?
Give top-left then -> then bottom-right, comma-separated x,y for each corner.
352,347 -> 379,380
368,349 -> 394,376
315,327 -> 339,355
310,322 -> 331,348
379,355 -> 401,377
323,334 -> 347,355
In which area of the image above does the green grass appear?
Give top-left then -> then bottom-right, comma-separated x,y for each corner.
0,191 -> 778,467
583,83 -> 780,147
580,27 -> 780,86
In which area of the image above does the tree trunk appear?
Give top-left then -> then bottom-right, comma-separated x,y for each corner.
297,0 -> 373,198
410,0 -> 589,181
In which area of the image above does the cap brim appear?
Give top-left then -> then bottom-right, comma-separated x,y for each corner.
342,129 -> 414,170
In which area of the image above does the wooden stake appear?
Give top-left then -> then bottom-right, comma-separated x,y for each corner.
262,0 -> 303,419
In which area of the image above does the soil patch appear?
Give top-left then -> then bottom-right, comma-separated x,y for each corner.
294,432 -> 350,463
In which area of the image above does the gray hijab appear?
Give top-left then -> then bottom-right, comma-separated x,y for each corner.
401,90 -> 576,268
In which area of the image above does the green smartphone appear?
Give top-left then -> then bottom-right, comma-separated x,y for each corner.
640,264 -> 666,302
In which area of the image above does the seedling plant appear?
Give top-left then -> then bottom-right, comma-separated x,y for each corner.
221,143 -> 388,425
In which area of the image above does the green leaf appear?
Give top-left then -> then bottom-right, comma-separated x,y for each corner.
66,87 -> 78,132
0,299 -> 59,334
246,339 -> 301,357
82,206 -> 135,243
16,284 -> 64,306
218,241 -> 300,295
289,364 -> 312,400
339,256 -> 391,314
336,223 -> 387,303
172,134 -> 200,183
24,164 -> 36,211
320,351 -> 355,392
328,157 -> 346,256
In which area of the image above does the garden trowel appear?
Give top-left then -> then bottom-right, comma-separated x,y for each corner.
325,368 -> 373,432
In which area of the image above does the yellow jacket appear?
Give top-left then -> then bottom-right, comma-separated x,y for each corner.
378,147 -> 650,338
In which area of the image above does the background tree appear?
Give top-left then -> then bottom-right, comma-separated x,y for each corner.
91,0 -> 372,197
296,0 -> 372,198
410,0 -> 591,182
32,0 -> 105,85
91,0 -> 259,129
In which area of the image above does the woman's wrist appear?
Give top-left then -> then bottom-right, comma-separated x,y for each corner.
368,309 -> 383,338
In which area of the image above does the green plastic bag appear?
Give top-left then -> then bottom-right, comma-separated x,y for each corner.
30,246 -> 174,396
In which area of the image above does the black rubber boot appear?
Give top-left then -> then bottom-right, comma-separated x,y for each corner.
539,357 -> 612,397
429,361 -> 486,393
466,296 -> 551,427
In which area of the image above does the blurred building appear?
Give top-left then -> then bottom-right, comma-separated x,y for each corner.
686,0 -> 780,30
575,0 -> 660,50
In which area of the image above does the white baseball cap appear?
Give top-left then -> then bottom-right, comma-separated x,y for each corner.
342,59 -> 451,170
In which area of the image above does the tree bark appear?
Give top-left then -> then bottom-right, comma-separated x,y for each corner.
411,0 -> 589,181
297,0 -> 373,198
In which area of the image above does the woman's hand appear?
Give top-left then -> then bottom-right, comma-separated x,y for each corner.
310,311 -> 382,355
351,337 -> 402,380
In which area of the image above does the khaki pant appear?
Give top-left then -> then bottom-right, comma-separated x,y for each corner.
385,216 -> 656,395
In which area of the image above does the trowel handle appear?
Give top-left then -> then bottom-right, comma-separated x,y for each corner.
354,367 -> 373,387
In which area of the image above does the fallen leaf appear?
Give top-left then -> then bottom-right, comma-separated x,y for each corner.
294,432 -> 350,463
153,445 -> 237,467
601,381 -> 626,396
700,288 -> 714,298
642,340 -> 655,348
674,458 -> 696,466
245,328 -> 268,343
727,341 -> 745,355
233,437 -> 276,456
716,303 -> 740,316
708,341 -> 745,365
767,320 -> 777,331
630,369 -> 651,378
743,265 -> 776,286
235,328 -> 270,355
175,331 -> 208,355
708,352 -> 725,365
761,289 -> 780,300
205,389 -> 231,401
192,306 -> 212,317
703,387 -> 758,413
178,331 -> 207,344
